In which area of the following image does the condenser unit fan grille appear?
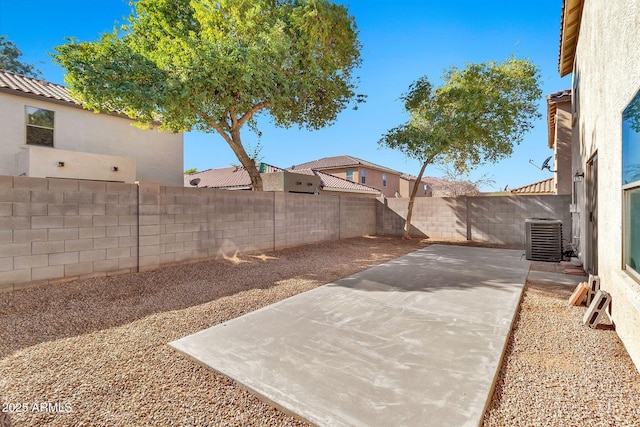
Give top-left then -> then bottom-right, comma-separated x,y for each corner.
525,218 -> 563,262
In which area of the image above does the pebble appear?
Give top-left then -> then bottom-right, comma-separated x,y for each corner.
0,237 -> 426,426
483,275 -> 640,426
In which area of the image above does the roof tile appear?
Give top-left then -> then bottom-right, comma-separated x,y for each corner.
185,166 -> 253,189
510,177 -> 555,194
185,166 -> 379,194
0,70 -> 75,104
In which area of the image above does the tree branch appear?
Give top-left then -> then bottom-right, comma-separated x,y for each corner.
237,101 -> 272,129
193,106 -> 233,145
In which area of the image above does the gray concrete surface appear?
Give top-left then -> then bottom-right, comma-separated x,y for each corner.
170,245 -> 530,426
527,270 -> 587,286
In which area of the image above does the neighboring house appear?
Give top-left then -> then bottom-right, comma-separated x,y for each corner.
399,173 -> 433,198
185,164 -> 380,197
547,89 -> 573,195
510,90 -> 572,197
558,0 -> 640,369
510,177 -> 555,195
0,70 -> 184,186
290,155 -> 402,198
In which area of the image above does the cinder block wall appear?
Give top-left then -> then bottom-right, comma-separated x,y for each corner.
0,176 -> 377,290
377,197 -> 467,239
0,176 -> 138,288
377,195 -> 571,247
340,195 -> 378,239
469,195 -> 571,245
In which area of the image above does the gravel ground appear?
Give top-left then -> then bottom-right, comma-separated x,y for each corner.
483,262 -> 640,426
0,236 -> 428,427
2,238 -> 639,426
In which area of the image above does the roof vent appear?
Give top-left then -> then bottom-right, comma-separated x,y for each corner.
525,218 -> 563,262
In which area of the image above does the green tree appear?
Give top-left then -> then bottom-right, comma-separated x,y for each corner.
53,0 -> 362,190
184,168 -> 198,175
0,35 -> 41,77
380,58 -> 542,239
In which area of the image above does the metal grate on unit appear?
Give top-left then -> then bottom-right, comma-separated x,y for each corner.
525,218 -> 563,262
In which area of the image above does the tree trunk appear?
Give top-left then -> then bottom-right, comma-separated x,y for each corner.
403,159 -> 430,240
229,129 -> 263,191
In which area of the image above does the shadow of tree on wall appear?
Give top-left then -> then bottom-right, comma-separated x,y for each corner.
460,195 -> 571,248
378,194 -> 570,247
376,198 -> 428,238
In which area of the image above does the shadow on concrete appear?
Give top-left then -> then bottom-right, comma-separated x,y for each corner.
170,244 -> 529,427
329,246 -> 527,294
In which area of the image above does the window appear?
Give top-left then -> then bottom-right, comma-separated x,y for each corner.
346,169 -> 353,181
382,174 -> 387,187
360,169 -> 366,184
623,89 -> 640,279
26,106 -> 54,147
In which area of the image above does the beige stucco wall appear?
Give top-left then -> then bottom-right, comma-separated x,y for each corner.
554,102 -> 573,195
398,178 -> 431,198
0,93 -> 183,186
262,171 -> 321,193
16,145 -> 137,183
573,0 -> 640,369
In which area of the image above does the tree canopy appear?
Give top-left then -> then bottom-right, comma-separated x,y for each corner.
0,35 -> 41,77
380,57 -> 542,239
54,0 -> 362,190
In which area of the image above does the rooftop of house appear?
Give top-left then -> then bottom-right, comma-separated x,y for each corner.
559,0 -> 584,77
290,155 -> 401,175
399,173 -> 426,182
0,69 -> 75,106
185,166 -> 254,190
185,165 -> 380,195
547,88 -> 572,148
510,177 -> 555,195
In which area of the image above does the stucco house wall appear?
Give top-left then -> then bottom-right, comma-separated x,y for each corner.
0,89 -> 183,186
554,102 -> 573,195
398,177 -> 431,198
571,0 -> 640,369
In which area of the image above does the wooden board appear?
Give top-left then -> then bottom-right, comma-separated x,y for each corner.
569,282 -> 588,306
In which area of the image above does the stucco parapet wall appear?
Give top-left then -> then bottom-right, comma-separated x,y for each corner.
17,145 -> 136,183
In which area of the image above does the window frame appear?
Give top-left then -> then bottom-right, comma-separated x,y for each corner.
346,169 -> 353,181
360,169 -> 366,184
382,173 -> 387,187
25,106 -> 55,147
622,88 -> 640,282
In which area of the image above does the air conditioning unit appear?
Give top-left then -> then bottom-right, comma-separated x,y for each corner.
525,218 -> 563,262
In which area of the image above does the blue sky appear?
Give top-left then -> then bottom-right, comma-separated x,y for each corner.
0,0 -> 568,191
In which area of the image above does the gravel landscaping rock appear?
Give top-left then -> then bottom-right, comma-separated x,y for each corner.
2,239 -> 639,426
0,236 -> 427,427
483,263 -> 640,427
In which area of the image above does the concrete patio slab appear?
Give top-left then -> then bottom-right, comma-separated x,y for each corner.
170,245 -> 530,426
